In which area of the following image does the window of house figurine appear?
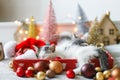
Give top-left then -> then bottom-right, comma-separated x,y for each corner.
0,42 -> 4,61
97,28 -> 103,35
103,37 -> 109,45
109,29 -> 114,35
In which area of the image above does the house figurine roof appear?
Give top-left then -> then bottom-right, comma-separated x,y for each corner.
98,11 -> 118,31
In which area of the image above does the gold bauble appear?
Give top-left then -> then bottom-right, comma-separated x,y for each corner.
37,71 -> 46,80
103,70 -> 111,79
27,66 -> 34,71
96,72 -> 104,80
49,61 -> 63,74
8,61 -> 13,68
95,67 -> 101,72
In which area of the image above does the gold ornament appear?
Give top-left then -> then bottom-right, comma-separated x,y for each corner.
49,61 -> 63,74
96,72 -> 104,80
36,71 -> 46,80
103,70 -> 111,79
27,66 -> 34,71
8,61 -> 13,68
95,67 -> 101,72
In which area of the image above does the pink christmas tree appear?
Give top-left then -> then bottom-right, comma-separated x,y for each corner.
40,0 -> 57,43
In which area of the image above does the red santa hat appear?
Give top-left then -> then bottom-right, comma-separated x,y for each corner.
4,38 -> 46,59
15,38 -> 45,52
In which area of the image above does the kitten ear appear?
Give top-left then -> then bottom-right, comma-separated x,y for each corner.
73,33 -> 78,39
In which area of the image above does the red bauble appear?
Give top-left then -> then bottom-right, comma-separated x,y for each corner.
25,69 -> 34,77
54,57 -> 61,60
108,77 -> 116,80
16,66 -> 25,77
34,61 -> 48,73
81,63 -> 96,78
66,70 -> 75,78
111,68 -> 120,78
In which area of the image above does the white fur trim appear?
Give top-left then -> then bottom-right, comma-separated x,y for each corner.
15,50 -> 37,59
4,41 -> 17,59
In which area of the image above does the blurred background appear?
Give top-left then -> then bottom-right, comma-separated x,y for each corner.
0,0 -> 120,44
0,0 -> 120,22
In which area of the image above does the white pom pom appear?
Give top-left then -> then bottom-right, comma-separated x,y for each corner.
4,41 -> 17,59
15,50 -> 37,59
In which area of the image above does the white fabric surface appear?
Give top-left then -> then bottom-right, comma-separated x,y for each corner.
0,59 -> 92,80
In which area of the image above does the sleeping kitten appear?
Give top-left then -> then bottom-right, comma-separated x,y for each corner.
39,32 -> 99,74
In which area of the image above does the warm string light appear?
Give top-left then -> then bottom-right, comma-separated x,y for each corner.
14,20 -> 29,42
25,18 -> 29,24
72,21 -> 76,24
19,30 -> 23,34
78,16 -> 81,20
15,14 -> 79,42
25,31 -> 28,34
36,36 -> 40,40
15,18 -> 42,42
23,37 -> 27,41
74,27 -> 78,32
40,28 -> 43,32
14,20 -> 22,26
66,14 -> 81,25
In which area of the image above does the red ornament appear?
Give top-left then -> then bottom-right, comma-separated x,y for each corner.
81,63 -> 96,78
108,77 -> 116,80
25,69 -> 34,77
111,68 -> 120,78
54,57 -> 61,60
66,70 -> 75,78
16,66 -> 25,77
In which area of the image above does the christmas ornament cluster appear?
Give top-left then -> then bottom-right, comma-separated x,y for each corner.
12,60 -> 65,79
3,0 -> 120,80
9,57 -> 120,80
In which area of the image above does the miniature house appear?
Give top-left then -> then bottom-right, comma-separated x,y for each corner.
87,12 -> 119,45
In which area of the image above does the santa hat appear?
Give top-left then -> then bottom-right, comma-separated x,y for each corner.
4,38 -> 45,59
15,38 -> 45,52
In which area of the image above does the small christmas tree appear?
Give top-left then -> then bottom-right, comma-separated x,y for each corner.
87,18 -> 99,45
28,16 -> 37,39
40,0 -> 57,42
75,3 -> 89,35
